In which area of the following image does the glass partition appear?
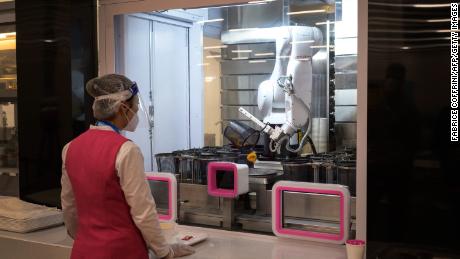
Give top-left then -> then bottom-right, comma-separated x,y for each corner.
113,0 -> 357,237
282,191 -> 340,234
148,180 -> 170,214
367,1 -> 460,257
115,0 -> 357,170
0,25 -> 17,197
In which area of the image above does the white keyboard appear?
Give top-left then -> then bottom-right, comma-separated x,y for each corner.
177,232 -> 208,246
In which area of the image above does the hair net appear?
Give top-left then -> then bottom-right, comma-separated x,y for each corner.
86,74 -> 136,120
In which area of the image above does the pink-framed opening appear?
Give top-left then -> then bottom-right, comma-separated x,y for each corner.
207,162 -> 239,198
274,186 -> 345,241
146,176 -> 173,221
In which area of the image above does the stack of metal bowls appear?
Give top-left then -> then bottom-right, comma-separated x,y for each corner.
336,159 -> 356,196
192,151 -> 220,184
309,154 -> 336,184
178,153 -> 196,183
281,159 -> 315,182
155,153 -> 179,173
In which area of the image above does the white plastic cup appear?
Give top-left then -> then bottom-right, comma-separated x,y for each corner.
346,240 -> 365,259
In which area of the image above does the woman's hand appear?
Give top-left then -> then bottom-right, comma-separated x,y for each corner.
168,243 -> 195,258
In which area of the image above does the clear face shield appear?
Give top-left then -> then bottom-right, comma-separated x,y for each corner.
93,82 -> 153,132
122,83 -> 153,132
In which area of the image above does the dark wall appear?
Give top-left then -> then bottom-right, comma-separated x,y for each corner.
367,2 -> 460,258
16,0 -> 97,207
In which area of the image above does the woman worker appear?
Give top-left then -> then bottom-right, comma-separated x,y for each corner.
61,74 -> 195,259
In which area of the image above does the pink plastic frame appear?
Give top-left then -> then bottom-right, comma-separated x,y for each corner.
207,162 -> 239,198
272,181 -> 350,244
146,175 -> 174,222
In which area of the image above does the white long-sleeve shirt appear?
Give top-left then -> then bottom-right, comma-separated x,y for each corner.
61,125 -> 173,258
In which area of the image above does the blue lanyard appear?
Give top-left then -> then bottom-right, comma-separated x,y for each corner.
96,120 -> 121,134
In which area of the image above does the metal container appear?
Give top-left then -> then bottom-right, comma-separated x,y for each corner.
155,153 -> 178,173
336,161 -> 356,196
249,192 -> 257,210
193,157 -> 220,185
281,160 -> 315,182
216,150 -> 239,163
223,120 -> 260,148
178,154 -> 195,183
318,161 -> 337,184
310,155 -> 335,184
308,162 -> 322,183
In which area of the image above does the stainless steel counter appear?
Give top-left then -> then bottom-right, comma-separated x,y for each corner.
0,226 -> 72,259
0,225 -> 346,259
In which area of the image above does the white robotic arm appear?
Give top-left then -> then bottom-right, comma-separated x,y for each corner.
258,27 -> 292,124
240,26 -> 323,152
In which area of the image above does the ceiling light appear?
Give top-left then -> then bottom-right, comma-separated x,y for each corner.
209,2 -> 267,8
315,21 -> 335,25
247,1 -> 268,4
287,9 -> 326,15
206,55 -> 221,59
204,45 -> 227,50
413,4 -> 450,8
197,63 -> 210,66
370,29 -> 459,33
368,36 -> 450,42
232,57 -> 249,60
427,18 -> 450,23
196,18 -> 224,24
248,0 -> 276,4
370,17 -> 450,23
205,77 -> 216,83
231,50 -> 252,53
310,45 -> 334,49
437,29 -> 460,33
369,2 -> 450,8
229,28 -> 260,32
249,60 -> 268,63
255,52 -> 275,56
290,40 -> 315,44
401,46 -> 411,50
0,32 -> 16,38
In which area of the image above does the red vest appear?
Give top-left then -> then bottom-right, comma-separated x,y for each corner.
65,129 -> 148,259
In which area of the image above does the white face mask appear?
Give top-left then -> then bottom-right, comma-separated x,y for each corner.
124,113 -> 139,132
122,106 -> 139,132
